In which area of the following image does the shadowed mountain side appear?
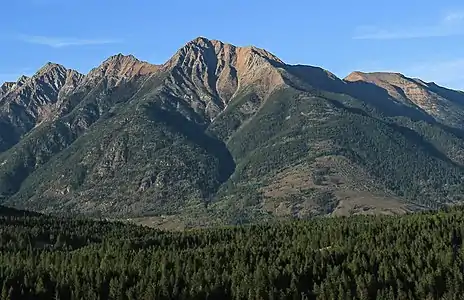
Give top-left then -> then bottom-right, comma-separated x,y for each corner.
344,80 -> 436,122
145,102 -> 235,184
427,82 -> 464,105
284,65 -> 345,92
0,205 -> 41,217
329,98 -> 464,167
284,65 -> 437,122
345,72 -> 464,129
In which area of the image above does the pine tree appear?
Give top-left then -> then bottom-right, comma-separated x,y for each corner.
35,276 -> 46,295
7,287 -> 14,300
54,287 -> 61,300
1,283 -> 8,300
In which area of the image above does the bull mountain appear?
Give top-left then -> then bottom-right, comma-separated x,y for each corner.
1,37 -> 464,227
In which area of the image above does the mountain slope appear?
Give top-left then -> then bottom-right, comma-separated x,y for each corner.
208,85 -> 464,222
0,52 -> 235,220
0,56 -> 157,197
1,37 -> 464,226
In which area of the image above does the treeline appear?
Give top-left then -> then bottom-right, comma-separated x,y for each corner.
1,207 -> 464,299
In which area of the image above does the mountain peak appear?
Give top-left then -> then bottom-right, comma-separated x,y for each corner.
345,72 -> 456,92
87,53 -> 158,80
164,37 -> 286,115
0,81 -> 15,88
0,62 -> 86,132
344,71 -> 426,97
0,76 -> 31,98
172,37 -> 215,55
344,71 -> 406,83
0,82 -> 16,97
188,36 -> 212,46
35,62 -> 67,77
17,75 -> 29,85
173,37 -> 284,66
185,36 -> 224,46
104,53 -> 138,63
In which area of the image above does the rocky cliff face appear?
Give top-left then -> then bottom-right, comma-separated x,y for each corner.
161,37 -> 286,120
83,54 -> 159,87
0,76 -> 31,98
0,82 -> 16,98
0,64 -> 84,151
0,64 -> 84,123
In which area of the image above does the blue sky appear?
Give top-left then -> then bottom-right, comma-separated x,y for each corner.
1,0 -> 463,89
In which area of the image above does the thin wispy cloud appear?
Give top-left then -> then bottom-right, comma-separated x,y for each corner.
444,11 -> 464,23
353,11 -> 464,40
18,35 -> 122,48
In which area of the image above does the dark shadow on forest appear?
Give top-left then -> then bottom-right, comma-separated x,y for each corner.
144,102 -> 236,185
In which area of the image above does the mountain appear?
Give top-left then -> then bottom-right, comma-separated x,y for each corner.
1,37 -> 464,226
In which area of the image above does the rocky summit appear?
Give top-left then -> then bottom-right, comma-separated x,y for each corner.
1,37 -> 464,228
